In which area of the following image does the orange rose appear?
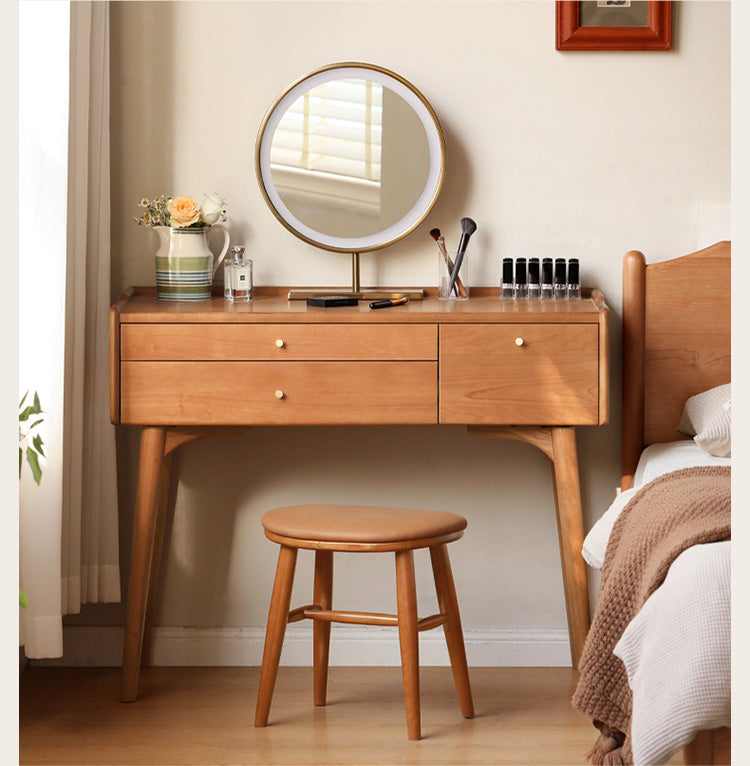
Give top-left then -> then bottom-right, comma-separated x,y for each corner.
168,196 -> 201,227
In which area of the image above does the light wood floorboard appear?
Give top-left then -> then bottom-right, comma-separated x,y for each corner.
19,666 -> 683,765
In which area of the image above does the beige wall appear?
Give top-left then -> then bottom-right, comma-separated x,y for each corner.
78,1 -> 730,664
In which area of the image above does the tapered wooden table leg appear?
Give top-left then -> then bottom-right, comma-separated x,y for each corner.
140,451 -> 174,668
312,550 -> 333,706
395,549 -> 421,740
549,426 -> 590,669
120,426 -> 167,702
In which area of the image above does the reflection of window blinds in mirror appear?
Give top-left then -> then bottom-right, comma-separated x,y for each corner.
272,79 -> 383,183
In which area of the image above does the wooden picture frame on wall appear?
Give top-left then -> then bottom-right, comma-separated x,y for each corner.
556,1 -> 672,51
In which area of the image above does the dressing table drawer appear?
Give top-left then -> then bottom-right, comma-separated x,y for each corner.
121,324 -> 437,361
120,361 -> 438,425
439,324 -> 600,425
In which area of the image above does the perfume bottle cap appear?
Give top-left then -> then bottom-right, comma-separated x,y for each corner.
568,259 -> 579,284
528,258 -> 540,284
230,246 -> 245,262
502,259 -> 514,282
515,258 -> 527,284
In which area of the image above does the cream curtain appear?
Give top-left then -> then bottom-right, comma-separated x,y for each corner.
62,1 -> 121,615
19,0 -> 70,660
19,0 -> 120,659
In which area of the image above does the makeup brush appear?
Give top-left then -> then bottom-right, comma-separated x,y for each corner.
446,217 -> 477,297
430,228 -> 466,297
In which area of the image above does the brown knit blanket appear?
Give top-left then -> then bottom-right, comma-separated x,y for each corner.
572,465 -> 731,765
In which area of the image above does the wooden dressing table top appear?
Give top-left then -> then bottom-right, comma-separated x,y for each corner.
114,286 -> 607,323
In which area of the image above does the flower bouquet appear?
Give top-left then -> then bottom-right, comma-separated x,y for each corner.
134,193 -> 227,228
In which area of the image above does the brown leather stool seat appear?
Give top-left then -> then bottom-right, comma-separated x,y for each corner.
255,504 -> 475,740
261,504 -> 468,547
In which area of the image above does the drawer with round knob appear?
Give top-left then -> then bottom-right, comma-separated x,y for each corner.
120,361 -> 437,425
120,324 -> 437,361
439,324 -> 600,425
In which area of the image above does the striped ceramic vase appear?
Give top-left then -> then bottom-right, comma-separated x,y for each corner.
154,225 -> 230,301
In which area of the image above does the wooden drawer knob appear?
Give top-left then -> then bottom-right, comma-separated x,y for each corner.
275,339 -> 285,348
275,390 -> 285,400
515,337 -> 525,346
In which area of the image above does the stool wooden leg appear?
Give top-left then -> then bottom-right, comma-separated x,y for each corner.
430,544 -> 475,719
395,549 -> 421,740
313,550 -> 333,706
255,544 -> 298,727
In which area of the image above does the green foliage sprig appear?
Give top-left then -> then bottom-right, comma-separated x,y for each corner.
19,390 -> 45,485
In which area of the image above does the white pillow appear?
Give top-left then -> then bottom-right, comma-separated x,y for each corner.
677,383 -> 731,457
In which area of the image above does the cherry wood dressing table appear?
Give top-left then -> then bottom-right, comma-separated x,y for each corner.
110,286 -> 609,702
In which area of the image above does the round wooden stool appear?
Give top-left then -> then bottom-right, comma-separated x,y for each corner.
254,504 -> 475,740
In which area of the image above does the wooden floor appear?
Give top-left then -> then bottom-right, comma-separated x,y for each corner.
19,666 -> 683,765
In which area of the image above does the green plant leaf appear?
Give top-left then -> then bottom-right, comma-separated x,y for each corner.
26,447 -> 42,485
32,434 -> 45,457
19,590 -> 28,609
29,418 -> 44,429
19,405 -> 34,422
20,391 -> 43,422
19,390 -> 28,409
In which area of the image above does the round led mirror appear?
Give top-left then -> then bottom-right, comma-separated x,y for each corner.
255,63 -> 445,257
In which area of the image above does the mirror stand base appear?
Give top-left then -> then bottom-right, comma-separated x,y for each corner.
288,253 -> 425,300
287,289 -> 425,301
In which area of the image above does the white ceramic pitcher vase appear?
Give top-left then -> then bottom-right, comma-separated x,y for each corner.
154,225 -> 230,301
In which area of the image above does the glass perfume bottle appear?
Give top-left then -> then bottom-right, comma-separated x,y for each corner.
224,246 -> 253,303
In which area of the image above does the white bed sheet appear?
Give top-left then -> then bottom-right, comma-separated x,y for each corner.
615,541 -> 730,765
582,440 -> 731,765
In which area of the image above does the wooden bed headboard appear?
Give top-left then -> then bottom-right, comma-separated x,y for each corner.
621,241 -> 731,490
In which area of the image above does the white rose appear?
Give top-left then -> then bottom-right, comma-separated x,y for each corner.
200,193 -> 226,225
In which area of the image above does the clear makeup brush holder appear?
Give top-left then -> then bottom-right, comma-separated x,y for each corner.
438,250 -> 470,300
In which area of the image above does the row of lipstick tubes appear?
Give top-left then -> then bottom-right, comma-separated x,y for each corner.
500,257 -> 581,300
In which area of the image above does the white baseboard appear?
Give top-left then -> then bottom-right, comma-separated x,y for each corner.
34,625 -> 571,667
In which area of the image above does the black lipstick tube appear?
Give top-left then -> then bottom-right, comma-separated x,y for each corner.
554,258 -> 567,300
541,258 -> 553,299
528,258 -> 540,299
501,258 -> 514,299
514,258 -> 527,299
567,258 -> 580,299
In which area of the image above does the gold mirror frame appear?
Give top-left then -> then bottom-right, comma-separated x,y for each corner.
255,62 -> 446,299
